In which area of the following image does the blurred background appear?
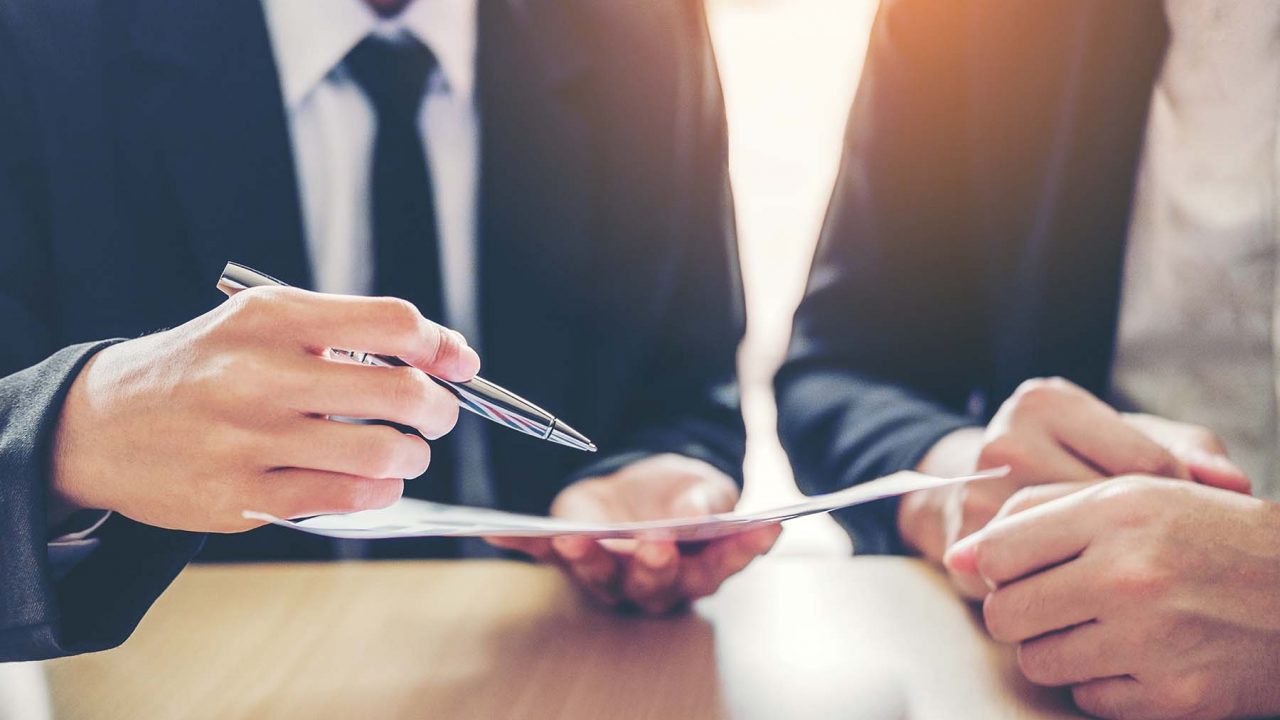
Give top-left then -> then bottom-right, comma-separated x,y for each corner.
708,0 -> 878,554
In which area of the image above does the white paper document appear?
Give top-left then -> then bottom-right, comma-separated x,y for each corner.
243,469 -> 1004,542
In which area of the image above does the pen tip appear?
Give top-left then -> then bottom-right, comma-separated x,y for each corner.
548,420 -> 596,452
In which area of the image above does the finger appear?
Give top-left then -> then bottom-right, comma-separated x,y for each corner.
1071,676 -> 1147,720
978,436 -> 1104,485
255,468 -> 404,520
1181,448 -> 1252,494
983,557 -> 1098,643
953,445 -> 1100,546
272,418 -> 433,480
947,474 -> 1094,600
280,291 -> 480,381
1123,413 -> 1227,455
1017,622 -> 1130,687
292,359 -> 461,439
679,524 -> 780,599
1046,396 -> 1190,480
993,481 -> 1096,523
485,536 -> 555,561
623,541 -> 681,613
554,536 -> 623,605
946,564 -> 994,601
945,490 -> 1101,587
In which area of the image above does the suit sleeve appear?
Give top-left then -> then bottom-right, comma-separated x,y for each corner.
0,345 -> 206,662
573,3 -> 746,487
0,12 -> 205,662
774,0 -> 986,554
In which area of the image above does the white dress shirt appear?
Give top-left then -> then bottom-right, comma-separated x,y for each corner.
261,0 -> 495,511
1110,0 -> 1280,500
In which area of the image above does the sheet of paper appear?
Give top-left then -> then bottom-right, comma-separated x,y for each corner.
243,468 -> 1006,542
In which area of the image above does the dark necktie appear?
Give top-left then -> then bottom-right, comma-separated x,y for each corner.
345,35 -> 456,507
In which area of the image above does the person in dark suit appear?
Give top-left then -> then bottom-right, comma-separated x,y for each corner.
0,0 -> 779,662
776,1 -> 1280,717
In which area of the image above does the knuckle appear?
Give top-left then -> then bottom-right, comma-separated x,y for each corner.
228,286 -> 291,326
1016,642 -> 1058,686
366,479 -> 405,510
1011,377 -> 1072,412
364,431 -> 409,479
325,480 -> 365,513
1128,446 -> 1182,478
1095,476 -> 1164,526
407,377 -> 459,439
414,381 -> 460,438
387,368 -> 432,416
430,395 -> 461,438
327,478 -> 403,513
1108,556 -> 1172,600
426,326 -> 460,368
1160,673 -> 1214,717
379,297 -> 425,339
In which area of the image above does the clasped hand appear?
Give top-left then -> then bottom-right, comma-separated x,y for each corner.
901,377 -> 1250,598
901,377 -> 1280,719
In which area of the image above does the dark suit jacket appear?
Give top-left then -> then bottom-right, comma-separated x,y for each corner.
775,0 -> 1169,553
0,0 -> 742,660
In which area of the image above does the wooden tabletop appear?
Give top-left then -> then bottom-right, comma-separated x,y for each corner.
46,557 -> 1082,719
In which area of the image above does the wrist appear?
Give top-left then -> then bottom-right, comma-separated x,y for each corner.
49,349 -> 110,519
915,426 -> 984,477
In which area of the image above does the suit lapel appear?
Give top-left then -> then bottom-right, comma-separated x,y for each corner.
119,0 -> 311,288
970,0 -> 1168,397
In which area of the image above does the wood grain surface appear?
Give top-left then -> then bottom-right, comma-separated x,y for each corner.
46,557 -> 1083,720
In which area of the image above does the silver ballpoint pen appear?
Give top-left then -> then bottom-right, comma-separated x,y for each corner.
216,261 -> 596,452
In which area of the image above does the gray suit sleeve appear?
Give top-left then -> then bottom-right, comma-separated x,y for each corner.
0,343 -> 206,661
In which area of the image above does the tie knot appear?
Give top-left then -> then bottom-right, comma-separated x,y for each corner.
345,35 -> 438,122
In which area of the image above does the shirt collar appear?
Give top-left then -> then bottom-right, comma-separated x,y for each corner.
262,0 -> 478,110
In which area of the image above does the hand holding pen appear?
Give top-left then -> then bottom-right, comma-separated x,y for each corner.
52,276 -> 494,532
